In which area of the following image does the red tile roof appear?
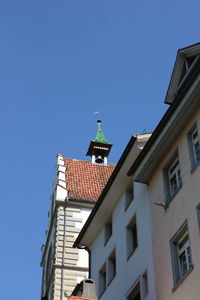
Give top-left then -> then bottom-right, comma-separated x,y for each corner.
64,158 -> 115,201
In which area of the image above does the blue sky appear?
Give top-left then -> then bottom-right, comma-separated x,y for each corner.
0,1 -> 200,299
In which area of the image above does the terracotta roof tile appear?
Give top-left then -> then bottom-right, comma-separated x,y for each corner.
64,158 -> 115,201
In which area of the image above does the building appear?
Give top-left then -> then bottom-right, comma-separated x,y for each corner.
75,42 -> 200,300
40,120 -> 115,300
128,42 -> 200,299
74,133 -> 156,300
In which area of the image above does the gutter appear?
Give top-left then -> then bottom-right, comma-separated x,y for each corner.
128,57 -> 200,177
73,135 -> 136,248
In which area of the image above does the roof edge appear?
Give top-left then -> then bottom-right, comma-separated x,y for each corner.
128,57 -> 200,177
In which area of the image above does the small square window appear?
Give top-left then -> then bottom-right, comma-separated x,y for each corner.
107,250 -> 116,284
125,185 -> 134,210
187,124 -> 200,169
170,222 -> 193,285
104,220 -> 112,245
127,216 -> 138,259
98,263 -> 106,297
163,151 -> 182,204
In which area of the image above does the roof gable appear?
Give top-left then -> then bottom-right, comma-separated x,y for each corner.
165,42 -> 200,104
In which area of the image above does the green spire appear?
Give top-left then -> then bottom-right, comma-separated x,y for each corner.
92,120 -> 110,144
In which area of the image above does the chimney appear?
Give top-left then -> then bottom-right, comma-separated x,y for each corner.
70,279 -> 97,299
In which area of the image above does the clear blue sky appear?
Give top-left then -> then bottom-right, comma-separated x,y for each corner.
0,1 -> 199,299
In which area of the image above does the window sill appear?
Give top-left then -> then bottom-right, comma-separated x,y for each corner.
191,160 -> 200,174
172,265 -> 193,292
166,183 -> 182,209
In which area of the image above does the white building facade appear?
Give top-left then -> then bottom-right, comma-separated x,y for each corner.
75,134 -> 156,300
128,42 -> 200,300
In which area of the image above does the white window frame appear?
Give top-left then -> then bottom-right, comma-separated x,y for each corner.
187,124 -> 200,168
168,157 -> 181,197
163,151 -> 182,205
170,221 -> 193,286
177,232 -> 192,277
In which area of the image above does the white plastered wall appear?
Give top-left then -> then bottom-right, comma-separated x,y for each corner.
90,181 -> 156,300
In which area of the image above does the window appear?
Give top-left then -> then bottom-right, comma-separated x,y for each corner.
108,250 -> 116,284
127,282 -> 140,300
125,185 -> 134,210
98,263 -> 106,297
163,151 -> 182,204
187,124 -> 200,169
98,249 -> 116,297
142,271 -> 148,296
196,203 -> 200,232
104,220 -> 112,245
127,216 -> 138,259
170,222 -> 193,286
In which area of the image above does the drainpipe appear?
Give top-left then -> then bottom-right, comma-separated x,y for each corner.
77,245 -> 91,278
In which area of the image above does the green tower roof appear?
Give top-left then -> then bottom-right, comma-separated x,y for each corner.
92,120 -> 111,144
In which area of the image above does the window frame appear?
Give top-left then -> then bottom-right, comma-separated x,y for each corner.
187,123 -> 200,170
170,221 -> 193,288
98,248 -> 116,298
163,150 -> 182,205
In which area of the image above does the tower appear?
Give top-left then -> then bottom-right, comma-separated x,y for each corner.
86,120 -> 112,165
40,121 -> 115,300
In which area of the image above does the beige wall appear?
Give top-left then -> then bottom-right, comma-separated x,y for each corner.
148,108 -> 200,300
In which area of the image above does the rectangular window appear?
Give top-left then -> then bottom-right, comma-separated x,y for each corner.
127,216 -> 138,259
98,263 -> 106,297
98,249 -> 116,297
168,157 -> 181,196
163,151 -> 182,204
127,282 -> 140,300
125,184 -> 134,210
104,220 -> 112,245
107,250 -> 116,284
187,124 -> 200,169
170,222 -> 193,285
